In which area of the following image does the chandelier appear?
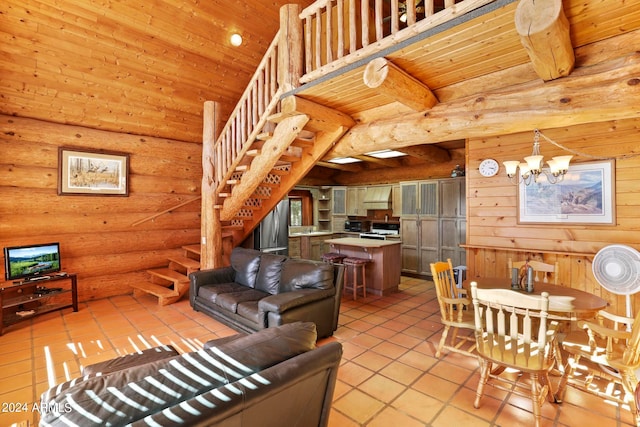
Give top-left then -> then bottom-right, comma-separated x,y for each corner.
503,129 -> 573,185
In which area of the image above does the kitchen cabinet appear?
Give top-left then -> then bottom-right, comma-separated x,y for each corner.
439,178 -> 466,267
332,187 -> 346,215
346,186 -> 367,216
400,180 -> 438,275
309,236 -> 327,261
400,180 -> 438,218
392,184 -> 402,217
290,233 -> 332,261
399,178 -> 466,276
288,236 -> 301,259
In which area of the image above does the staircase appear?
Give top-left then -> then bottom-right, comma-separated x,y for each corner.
216,96 -> 355,240
132,8 -> 356,304
132,97 -> 354,305
131,244 -> 202,306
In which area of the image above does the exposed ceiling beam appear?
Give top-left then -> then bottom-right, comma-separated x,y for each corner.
352,154 -> 405,168
400,144 -> 452,163
326,52 -> 640,158
363,57 -> 438,111
316,161 -> 364,172
515,0 -> 574,81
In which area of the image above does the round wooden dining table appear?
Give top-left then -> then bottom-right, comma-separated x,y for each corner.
463,277 -> 609,320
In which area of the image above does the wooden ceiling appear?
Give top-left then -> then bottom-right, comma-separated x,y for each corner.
0,0 -> 314,141
2,0 -> 639,183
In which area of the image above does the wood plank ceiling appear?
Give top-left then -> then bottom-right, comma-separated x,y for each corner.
2,0 -> 639,182
0,0 -> 315,141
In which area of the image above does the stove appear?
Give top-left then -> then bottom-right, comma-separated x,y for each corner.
359,222 -> 400,240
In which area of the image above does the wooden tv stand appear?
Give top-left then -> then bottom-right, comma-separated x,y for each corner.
0,273 -> 78,335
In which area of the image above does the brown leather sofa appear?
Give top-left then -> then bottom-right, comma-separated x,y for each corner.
40,322 -> 342,426
190,247 -> 344,339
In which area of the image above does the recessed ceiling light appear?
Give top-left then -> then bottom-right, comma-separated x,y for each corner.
230,33 -> 243,47
327,157 -> 362,164
365,149 -> 407,158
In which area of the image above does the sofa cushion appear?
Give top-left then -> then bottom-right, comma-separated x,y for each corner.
197,282 -> 248,304
231,247 -> 261,288
255,253 -> 287,294
236,300 -> 262,324
280,259 -> 334,291
40,323 -> 318,426
216,288 -> 270,313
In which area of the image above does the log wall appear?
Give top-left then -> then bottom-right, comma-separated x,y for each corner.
0,114 -> 202,302
466,117 -> 640,317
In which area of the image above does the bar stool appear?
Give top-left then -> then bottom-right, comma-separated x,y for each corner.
343,257 -> 370,300
321,252 -> 347,264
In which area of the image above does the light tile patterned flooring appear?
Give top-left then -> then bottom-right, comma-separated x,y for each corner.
0,275 -> 635,426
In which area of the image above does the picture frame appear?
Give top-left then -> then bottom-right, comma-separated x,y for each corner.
58,147 -> 129,196
518,159 -> 615,225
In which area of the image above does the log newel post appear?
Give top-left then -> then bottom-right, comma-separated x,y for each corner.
201,100 -> 223,269
279,4 -> 303,93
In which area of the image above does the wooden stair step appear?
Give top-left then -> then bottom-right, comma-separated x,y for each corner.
278,155 -> 300,163
269,168 -> 290,176
131,282 -> 178,298
267,110 -> 305,124
258,181 -> 278,188
167,255 -> 200,270
291,138 -> 314,148
256,131 -> 272,141
131,282 -> 181,306
147,268 -> 189,283
182,244 -> 201,256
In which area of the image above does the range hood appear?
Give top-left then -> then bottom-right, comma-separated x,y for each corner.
363,186 -> 392,209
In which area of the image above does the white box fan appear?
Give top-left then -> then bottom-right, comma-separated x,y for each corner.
592,244 -> 640,319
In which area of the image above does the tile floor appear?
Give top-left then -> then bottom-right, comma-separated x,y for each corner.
0,275 -> 635,426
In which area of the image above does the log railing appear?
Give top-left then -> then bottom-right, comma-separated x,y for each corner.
213,31 -> 283,192
299,0 -> 491,83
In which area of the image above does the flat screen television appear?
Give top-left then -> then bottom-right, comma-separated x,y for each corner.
4,242 -> 61,282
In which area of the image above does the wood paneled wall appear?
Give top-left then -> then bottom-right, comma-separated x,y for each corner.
466,117 -> 640,316
0,115 -> 202,301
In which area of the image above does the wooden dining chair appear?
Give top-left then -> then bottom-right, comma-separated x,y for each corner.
508,258 -> 560,284
470,282 -> 560,427
557,309 -> 640,426
430,259 -> 476,358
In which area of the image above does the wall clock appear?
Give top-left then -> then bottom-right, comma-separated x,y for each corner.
479,158 -> 500,177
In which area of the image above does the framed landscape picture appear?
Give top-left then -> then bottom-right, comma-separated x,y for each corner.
58,147 -> 129,196
518,159 -> 615,225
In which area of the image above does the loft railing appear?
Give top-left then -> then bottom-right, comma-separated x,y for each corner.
298,0 -> 491,82
213,31 -> 283,192
210,0 -> 490,193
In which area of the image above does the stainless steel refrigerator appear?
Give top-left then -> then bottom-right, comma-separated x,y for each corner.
254,198 -> 289,255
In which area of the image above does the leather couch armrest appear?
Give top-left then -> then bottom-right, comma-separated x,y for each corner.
203,333 -> 248,349
259,288 -> 335,314
82,345 -> 179,376
190,266 -> 235,306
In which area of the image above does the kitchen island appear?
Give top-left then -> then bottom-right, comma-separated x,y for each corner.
324,237 -> 401,296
